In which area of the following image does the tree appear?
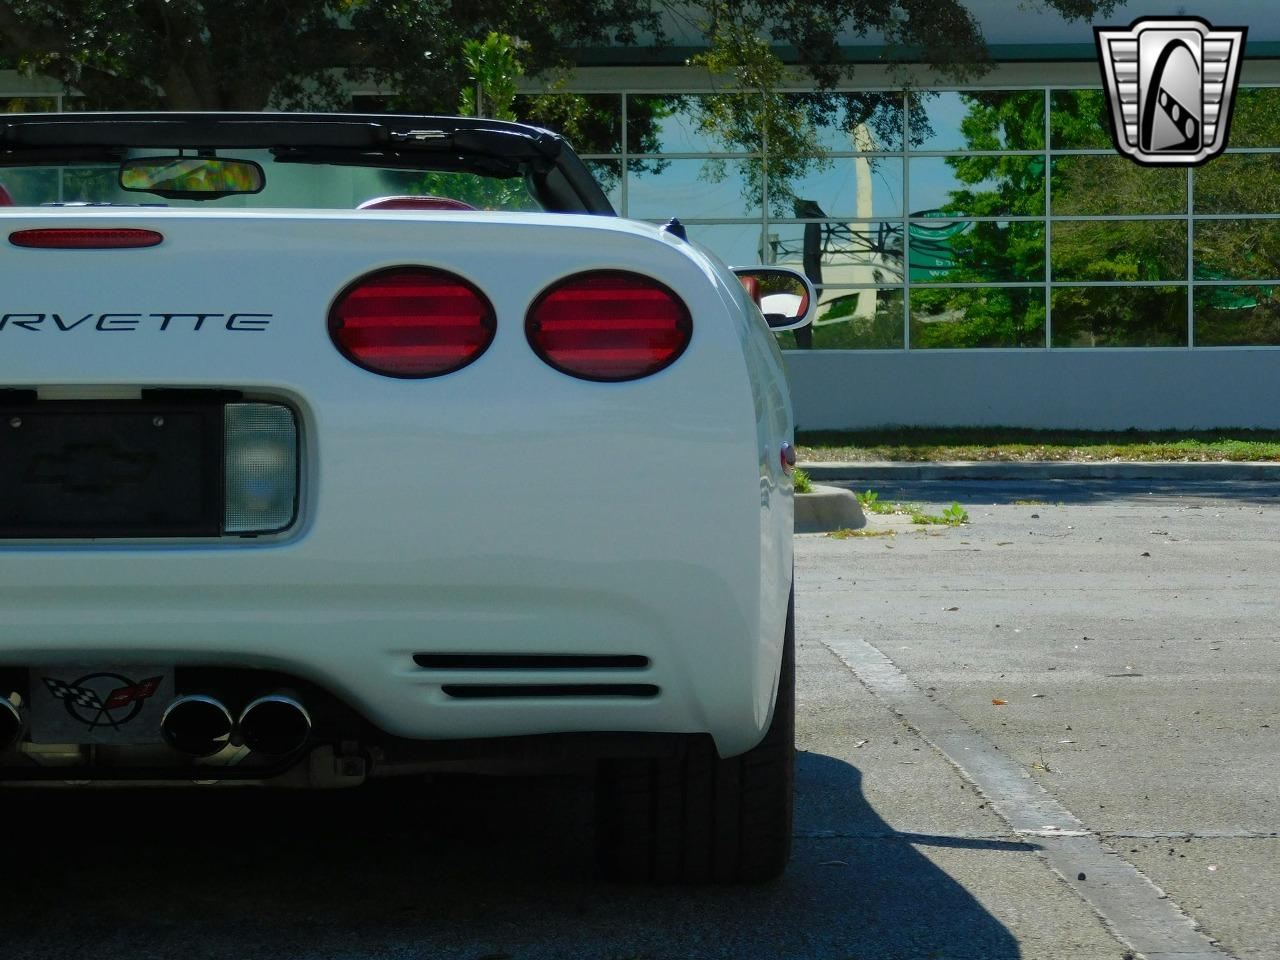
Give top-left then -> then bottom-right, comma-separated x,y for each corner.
417,32 -> 557,208
0,2 -> 1117,116
0,1 -> 661,111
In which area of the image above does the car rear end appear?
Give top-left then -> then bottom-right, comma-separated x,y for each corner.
0,209 -> 794,784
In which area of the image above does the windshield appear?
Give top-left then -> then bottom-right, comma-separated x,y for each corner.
0,148 -> 543,211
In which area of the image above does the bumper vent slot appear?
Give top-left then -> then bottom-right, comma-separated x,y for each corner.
414,654 -> 648,670
442,684 -> 659,699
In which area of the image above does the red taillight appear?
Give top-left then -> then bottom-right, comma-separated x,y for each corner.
328,266 -> 495,379
9,228 -> 163,249
526,271 -> 692,382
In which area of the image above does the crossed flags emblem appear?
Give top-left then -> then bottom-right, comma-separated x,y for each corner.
42,675 -> 163,728
43,677 -> 107,711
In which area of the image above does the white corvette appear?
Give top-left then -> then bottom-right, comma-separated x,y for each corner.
0,113 -> 812,882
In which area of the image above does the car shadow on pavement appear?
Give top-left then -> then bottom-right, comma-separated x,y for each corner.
0,751 -> 1025,960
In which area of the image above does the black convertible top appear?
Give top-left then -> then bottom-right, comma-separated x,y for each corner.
0,112 -> 615,215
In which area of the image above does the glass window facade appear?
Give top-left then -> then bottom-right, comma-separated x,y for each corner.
567,85 -> 1280,350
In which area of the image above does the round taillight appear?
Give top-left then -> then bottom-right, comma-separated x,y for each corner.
328,266 -> 495,378
526,270 -> 692,382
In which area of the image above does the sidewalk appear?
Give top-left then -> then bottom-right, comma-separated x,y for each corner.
799,460 -> 1280,482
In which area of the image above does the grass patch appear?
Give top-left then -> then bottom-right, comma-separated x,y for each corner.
827,527 -> 896,539
792,467 -> 812,494
1012,498 -> 1048,506
795,427 -> 1280,463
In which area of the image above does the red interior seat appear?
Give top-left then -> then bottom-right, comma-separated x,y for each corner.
0,184 -> 13,206
357,195 -> 477,212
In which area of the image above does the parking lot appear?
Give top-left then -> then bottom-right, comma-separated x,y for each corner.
5,479 -> 1278,960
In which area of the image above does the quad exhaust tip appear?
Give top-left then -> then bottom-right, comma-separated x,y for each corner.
161,694 -> 234,757
238,693 -> 311,757
0,696 -> 23,751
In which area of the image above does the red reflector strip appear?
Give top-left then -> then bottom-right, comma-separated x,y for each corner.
527,271 -> 692,382
9,228 -> 164,249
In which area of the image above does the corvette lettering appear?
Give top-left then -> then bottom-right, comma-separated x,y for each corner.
0,312 -> 272,332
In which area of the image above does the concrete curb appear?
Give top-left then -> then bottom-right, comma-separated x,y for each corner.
794,484 -> 866,533
799,460 -> 1280,482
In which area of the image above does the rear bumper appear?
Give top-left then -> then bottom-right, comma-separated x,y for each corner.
0,552 -> 779,758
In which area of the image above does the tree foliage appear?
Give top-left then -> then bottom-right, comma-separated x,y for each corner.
458,32 -> 524,122
0,2 -> 1118,115
418,32 -> 543,209
0,0 -> 660,110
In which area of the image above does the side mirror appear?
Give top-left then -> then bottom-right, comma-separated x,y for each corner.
731,267 -> 815,331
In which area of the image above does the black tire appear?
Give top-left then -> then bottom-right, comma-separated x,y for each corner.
595,588 -> 795,883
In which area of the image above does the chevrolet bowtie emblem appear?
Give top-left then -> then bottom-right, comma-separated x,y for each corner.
1095,16 -> 1247,166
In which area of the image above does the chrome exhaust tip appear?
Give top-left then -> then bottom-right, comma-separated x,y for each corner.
0,696 -> 23,751
238,693 -> 311,756
161,694 -> 234,757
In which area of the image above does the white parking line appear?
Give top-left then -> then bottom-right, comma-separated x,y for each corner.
821,632 -> 1236,960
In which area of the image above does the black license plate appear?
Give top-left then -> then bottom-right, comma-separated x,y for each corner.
0,401 -> 222,538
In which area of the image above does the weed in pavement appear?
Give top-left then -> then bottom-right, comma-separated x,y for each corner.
827,528 -> 897,539
910,502 -> 969,526
856,490 -> 895,515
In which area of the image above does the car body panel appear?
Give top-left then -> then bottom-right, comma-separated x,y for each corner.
0,209 -> 794,758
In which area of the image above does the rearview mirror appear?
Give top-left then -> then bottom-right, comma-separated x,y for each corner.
119,156 -> 265,199
731,267 -> 816,331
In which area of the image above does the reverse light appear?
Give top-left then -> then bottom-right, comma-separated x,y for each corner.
224,403 -> 298,535
328,266 -> 496,378
525,270 -> 692,382
9,228 -> 163,249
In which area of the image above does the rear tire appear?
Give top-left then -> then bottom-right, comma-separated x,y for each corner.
595,588 -> 795,883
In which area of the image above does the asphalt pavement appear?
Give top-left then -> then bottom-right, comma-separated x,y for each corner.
3,478 -> 1278,959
